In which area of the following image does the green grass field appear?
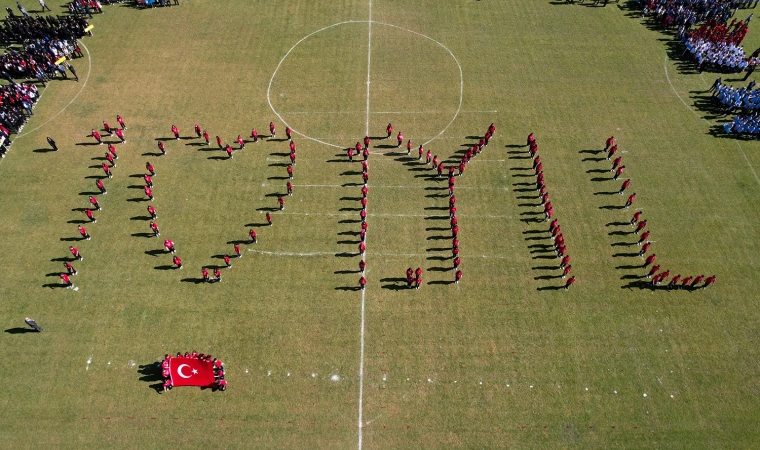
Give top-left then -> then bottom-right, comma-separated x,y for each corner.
1,0 -> 759,448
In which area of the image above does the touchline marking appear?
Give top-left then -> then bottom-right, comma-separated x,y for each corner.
16,40 -> 92,139
277,110 -> 496,115
260,183 -> 508,191
246,249 -> 511,259
267,21 -> 463,151
663,55 -> 759,186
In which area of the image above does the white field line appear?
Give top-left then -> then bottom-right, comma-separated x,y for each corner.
264,211 -> 512,219
265,157 -> 505,163
246,249 -> 511,259
663,55 -> 760,185
358,1 -> 372,447
260,183 -> 508,191
15,39 -> 92,139
277,110 -> 496,115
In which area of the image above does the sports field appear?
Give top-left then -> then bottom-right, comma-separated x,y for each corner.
1,0 -> 760,448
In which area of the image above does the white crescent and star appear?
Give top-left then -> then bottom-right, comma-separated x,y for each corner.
177,364 -> 199,378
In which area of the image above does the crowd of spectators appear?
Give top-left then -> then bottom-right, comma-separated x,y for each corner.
638,0 -> 737,27
721,112 -> 760,135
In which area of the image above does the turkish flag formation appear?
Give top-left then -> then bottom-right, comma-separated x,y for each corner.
169,357 -> 216,387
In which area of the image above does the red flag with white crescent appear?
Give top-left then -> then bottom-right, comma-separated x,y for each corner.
169,357 -> 216,387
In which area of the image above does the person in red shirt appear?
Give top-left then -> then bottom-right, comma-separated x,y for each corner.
359,242 -> 366,255
287,165 -> 293,179
397,132 -> 403,148
641,253 -> 656,269
146,161 -> 155,177
150,221 -> 159,237
286,182 -> 293,196
173,255 -> 182,269
266,212 -> 272,226
604,136 -> 614,151
610,156 -> 622,172
619,179 -> 631,195
638,231 -> 650,246
289,152 -> 296,166
690,275 -> 704,289
234,244 -> 241,258
361,160 -> 368,173
108,144 -> 118,160
484,132 -> 491,146
144,186 -> 153,200
250,229 -> 257,243
668,275 -> 681,289
251,128 -> 258,143
639,242 -> 651,257
415,276 -> 422,290
278,196 -> 285,211
70,246 -> 82,261
361,185 -> 368,198
85,209 -> 96,223
106,151 -> 116,167
362,172 -> 369,185
635,219 -> 648,234
92,129 -> 102,145
613,165 -> 625,181
224,255 -> 231,269
646,264 -> 661,278
363,135 -> 370,148
359,276 -> 367,290
171,125 -> 179,140
64,261 -> 77,276
386,123 -> 393,138
455,269 -> 463,284
360,209 -> 367,223
217,379 -> 227,391
89,195 -> 100,210
606,143 -> 618,160
417,145 -> 424,160
452,225 -> 459,238
202,268 -> 210,282
158,141 -> 166,155
216,135 -> 223,149
115,128 -> 125,143
359,229 -> 367,242
164,239 -> 175,253
564,275 -> 576,290
680,276 -> 692,289
703,275 -> 716,288
625,193 -> 636,209
453,255 -> 461,270
78,225 -> 90,240
96,179 -> 106,195
359,259 -> 366,274
225,145 -> 233,159
103,121 -> 112,136
269,122 -> 276,138
289,140 -> 296,153
360,197 -> 367,210
203,130 -> 210,145
148,205 -> 157,219
194,124 -> 202,138
347,147 -> 354,162
60,273 -> 73,289
286,126 -> 292,141
237,135 -> 245,149
117,115 -> 127,130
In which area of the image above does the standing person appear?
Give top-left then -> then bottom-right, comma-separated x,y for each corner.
646,264 -> 661,279
150,221 -> 159,237
194,124 -> 202,138
269,122 -> 276,138
637,231 -> 650,246
148,205 -> 157,219
287,165 -> 293,179
89,196 -> 101,211
359,259 -> 366,274
85,209 -> 96,223
216,135 -> 223,149
115,128 -> 125,143
214,268 -> 222,282
70,246 -> 83,261
146,161 -> 155,177
108,144 -> 118,160
225,145 -> 233,159
251,128 -> 258,143
613,165 -> 625,181
360,209 -> 367,223
634,219 -> 648,234
173,256 -> 183,269
359,241 -> 366,255
455,270 -> 463,284
103,121 -> 112,136
202,268 -> 210,282
164,239 -> 175,253
286,126 -> 292,141
117,115 -> 127,130
60,273 -> 73,289
690,275 -> 704,289
364,135 -> 370,149
278,196 -> 285,211
64,261 -> 77,275
158,141 -> 166,156
560,254 -> 571,269
418,145 -> 424,160
619,179 -> 631,195
96,179 -> 106,195
415,275 -> 422,290
286,182 -> 293,196
604,136 -> 615,152
105,152 -> 116,168
426,149 -> 432,164
386,123 -> 393,138
607,144 -> 618,160
639,241 -> 651,257
359,276 -> 367,290
643,253 -> 657,268
46,136 -> 58,151
290,140 -> 297,154
249,228 -> 258,243
266,212 -> 272,226
630,210 -> 642,226
347,147 -> 354,162
78,225 -> 91,240
363,146 -> 369,161
234,244 -> 242,258
562,264 -> 572,279
92,129 -> 102,145
361,185 -> 368,198
144,186 -> 154,201
406,139 -> 412,155
237,135 -> 245,149
203,130 -> 210,145
144,174 -> 153,188
289,151 -> 296,166
668,274 -> 681,290
39,0 -> 52,12
610,156 -> 622,172
224,255 -> 231,269
625,193 -> 636,209
564,276 -> 577,290
703,275 -> 717,288
397,131 -> 404,148
171,125 -> 180,140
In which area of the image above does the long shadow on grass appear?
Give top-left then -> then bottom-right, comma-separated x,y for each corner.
138,363 -> 164,393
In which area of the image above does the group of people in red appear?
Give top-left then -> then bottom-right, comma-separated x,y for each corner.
57,115 -> 128,290
600,136 -> 717,290
161,352 -> 226,392
527,133 -> 576,290
353,134 -> 371,291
